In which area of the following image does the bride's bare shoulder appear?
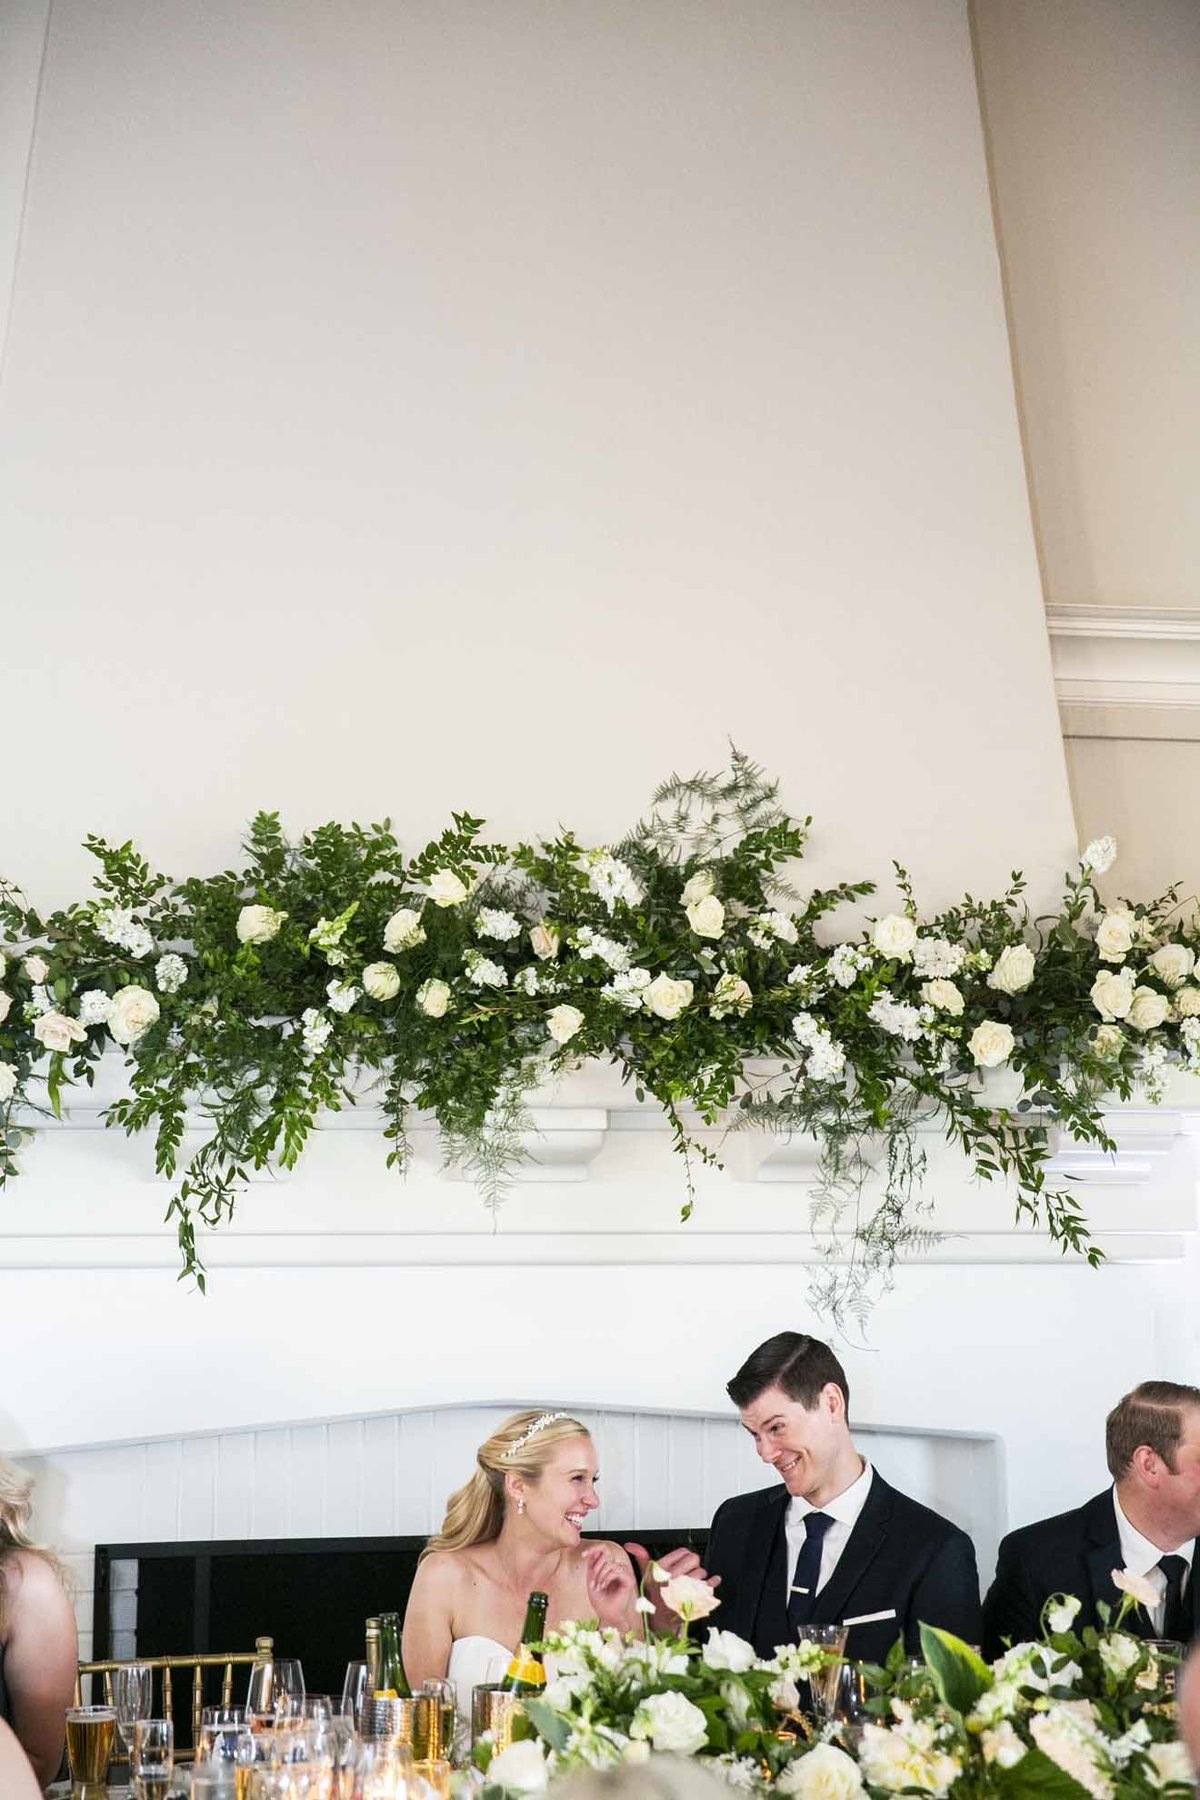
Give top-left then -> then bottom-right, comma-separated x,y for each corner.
412,1548 -> 473,1594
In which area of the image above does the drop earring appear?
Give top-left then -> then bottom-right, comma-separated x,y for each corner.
516,1496 -> 525,1515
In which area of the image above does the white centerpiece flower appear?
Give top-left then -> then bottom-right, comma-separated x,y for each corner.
920,979 -> 963,1015
0,1062 -> 19,1102
382,908 -> 426,952
416,978 -> 451,1018
326,980 -> 360,1014
23,954 -> 50,984
969,1019 -> 1015,1068
1096,911 -> 1137,962
701,1629 -> 757,1673
629,1690 -> 709,1757
685,894 -> 726,939
155,954 -> 188,994
529,922 -> 561,960
362,962 -> 401,1001
1148,943 -> 1194,989
989,943 -> 1036,994
660,1572 -> 720,1622
872,914 -> 918,961
428,869 -> 469,908
1082,835 -> 1118,875
237,904 -> 286,945
546,1004 -> 585,1046
1046,1594 -> 1082,1633
681,869 -> 715,905
486,1738 -> 549,1793
1111,1567 -> 1160,1610
107,987 -> 161,1046
1091,968 -> 1136,1021
1128,987 -> 1170,1032
0,995 -> 9,1026
710,973 -> 753,1019
776,1743 -> 866,1800
476,908 -> 521,941
644,974 -> 694,1020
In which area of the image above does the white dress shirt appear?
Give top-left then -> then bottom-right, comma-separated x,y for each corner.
785,1459 -> 874,1601
1112,1487 -> 1194,1635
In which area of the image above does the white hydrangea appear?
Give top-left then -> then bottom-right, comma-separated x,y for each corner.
464,951 -> 507,989
326,980 -> 360,1014
513,966 -> 541,996
827,944 -> 871,988
912,936 -> 966,979
300,1008 -> 333,1056
78,989 -> 114,1026
868,993 -> 931,1042
787,963 -> 814,987
602,968 -> 652,1010
712,1755 -> 764,1791
475,908 -> 521,941
575,927 -> 632,971
155,954 -> 188,994
581,850 -> 643,913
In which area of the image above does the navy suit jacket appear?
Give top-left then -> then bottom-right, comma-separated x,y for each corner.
704,1468 -> 981,1666
982,1488 -> 1199,1659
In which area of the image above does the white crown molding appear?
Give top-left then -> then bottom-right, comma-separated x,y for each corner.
1046,604 -> 1200,737
1047,605 -> 1200,642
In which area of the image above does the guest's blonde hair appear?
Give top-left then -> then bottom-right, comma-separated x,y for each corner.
0,1458 -> 68,1629
552,1758 -> 734,1800
421,1410 -> 591,1559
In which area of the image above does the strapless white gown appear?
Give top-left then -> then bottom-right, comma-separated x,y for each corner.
446,1634 -> 512,1737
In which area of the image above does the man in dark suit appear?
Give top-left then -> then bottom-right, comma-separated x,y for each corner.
704,1332 -> 981,1666
983,1380 -> 1200,1659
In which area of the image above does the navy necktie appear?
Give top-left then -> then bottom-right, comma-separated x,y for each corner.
1158,1555 -> 1190,1642
787,1511 -> 834,1630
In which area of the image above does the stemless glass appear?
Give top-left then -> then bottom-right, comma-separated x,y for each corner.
131,1717 -> 174,1798
66,1704 -> 117,1798
197,1707 -> 254,1776
112,1663 -> 153,1758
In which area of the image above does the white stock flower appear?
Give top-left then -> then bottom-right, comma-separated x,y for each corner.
382,908 -> 426,952
1046,1595 -> 1083,1634
29,985 -> 52,1016
1128,986 -> 1170,1032
793,1012 -> 847,1081
476,908 -> 521,941
1098,1633 -> 1142,1678
529,922 -> 561,960
486,1738 -> 549,1792
78,990 -> 113,1026
912,937 -> 966,979
1093,1024 -> 1125,1059
1029,1707 -> 1113,1800
362,962 -> 401,1001
644,974 -> 694,1020
603,968 -> 652,1010
1082,836 -> 1118,875
583,850 -> 642,913
702,1629 -> 757,1673
1092,968 -> 1136,1021
575,927 -> 631,971
629,1690 -> 709,1756
685,894 -> 726,939
1148,943 -> 1195,989
428,869 -> 469,908
1173,985 -> 1200,1018
981,1722 -> 1026,1769
546,1004 -> 585,1045
237,904 -> 286,945
710,973 -> 752,1019
107,987 -> 161,1046
776,1744 -> 866,1800
828,944 -> 870,988
858,1720 -> 961,1797
920,979 -> 963,1015
416,978 -> 451,1018
989,943 -> 1036,995
681,869 -> 715,905
300,1007 -> 332,1056
1096,911 -> 1137,962
23,954 -> 49,984
465,951 -> 507,989
868,993 -> 928,1042
326,980 -> 360,1014
714,1755 -> 764,1790
660,1572 -> 720,1621
872,914 -> 918,961
1111,1567 -> 1160,1610
969,1019 -> 1016,1068
0,1063 -> 18,1103
154,954 -> 188,994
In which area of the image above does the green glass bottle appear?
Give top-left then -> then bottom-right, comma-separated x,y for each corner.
374,1610 -> 412,1699
498,1591 -> 549,1695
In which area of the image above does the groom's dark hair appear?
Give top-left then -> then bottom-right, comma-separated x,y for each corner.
726,1331 -> 850,1413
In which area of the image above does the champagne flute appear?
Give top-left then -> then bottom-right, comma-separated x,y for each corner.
340,1660 -> 368,1726
112,1663 -> 153,1760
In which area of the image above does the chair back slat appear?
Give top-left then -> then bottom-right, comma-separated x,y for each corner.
75,1651 -> 262,1762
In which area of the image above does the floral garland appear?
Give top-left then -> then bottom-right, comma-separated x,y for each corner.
0,751 -> 1195,1311
478,1577 -> 1193,1797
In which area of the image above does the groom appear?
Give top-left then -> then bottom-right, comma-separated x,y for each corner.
699,1331 -> 981,1663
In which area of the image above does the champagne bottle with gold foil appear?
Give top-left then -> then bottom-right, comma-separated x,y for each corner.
498,1591 -> 549,1694
374,1610 -> 412,1699
365,1617 -> 381,1695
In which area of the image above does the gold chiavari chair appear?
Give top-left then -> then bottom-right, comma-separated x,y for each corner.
75,1647 -> 266,1760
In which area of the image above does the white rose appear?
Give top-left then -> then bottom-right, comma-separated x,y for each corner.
710,973 -> 753,1019
1147,1743 -> 1194,1789
629,1690 -> 709,1757
107,986 -> 161,1045
546,1004 -> 585,1045
989,944 -> 1036,995
702,1629 -> 757,1673
1149,944 -> 1195,989
0,1062 -> 18,1103
872,914 -> 918,961
1082,836 -> 1118,875
681,870 -> 716,905
776,1744 -> 866,1800
529,922 -> 560,961
1174,986 -> 1200,1018
33,1010 -> 88,1052
660,1572 -> 720,1621
1091,968 -> 1135,1021
1098,1633 -> 1141,1678
1096,911 -> 1136,962
644,974 -> 694,1020
428,869 -> 468,908
362,962 -> 401,1001
237,904 -> 286,945
969,1019 -> 1015,1068
486,1738 -> 549,1792
685,894 -> 726,939
920,979 -> 963,1015
23,954 -> 49,983
416,978 -> 451,1018
0,994 -> 9,1025
382,908 -> 426,952
1046,1595 -> 1082,1634
1128,986 -> 1170,1032
1092,1024 -> 1125,1058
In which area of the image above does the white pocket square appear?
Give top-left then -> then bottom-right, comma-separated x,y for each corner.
842,1608 -> 897,1626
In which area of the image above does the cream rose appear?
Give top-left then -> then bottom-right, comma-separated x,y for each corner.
1174,985 -> 1200,1018
0,994 -> 10,1026
416,978 -> 451,1018
237,904 -> 286,945
1148,943 -> 1195,989
776,1744 -> 866,1800
107,986 -> 161,1045
659,1572 -> 719,1621
362,961 -> 401,1001
0,1062 -> 18,1102
644,974 -> 694,1020
629,1689 -> 709,1756
681,869 -> 715,905
546,1004 -> 585,1045
529,922 -> 561,960
428,870 -> 468,908
989,943 -> 1036,995
872,914 -> 918,961
1096,911 -> 1136,962
701,1629 -> 757,1673
1092,1024 -> 1125,1058
382,908 -> 426,952
1091,968 -> 1136,1021
33,1010 -> 87,1052
920,979 -> 963,1015
23,954 -> 49,984
1128,986 -> 1170,1032
969,1019 -> 1015,1068
485,1739 -> 549,1793
685,894 -> 725,939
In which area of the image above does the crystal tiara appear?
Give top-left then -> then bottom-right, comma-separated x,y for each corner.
500,1412 -> 570,1459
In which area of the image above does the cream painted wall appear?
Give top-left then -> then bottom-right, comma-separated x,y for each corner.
1066,736 -> 1200,908
0,0 -> 1073,921
971,0 -> 1200,610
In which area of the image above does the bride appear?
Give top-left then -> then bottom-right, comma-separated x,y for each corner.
402,1409 -> 712,1716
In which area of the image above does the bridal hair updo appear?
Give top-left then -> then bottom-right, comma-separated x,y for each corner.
421,1410 -> 591,1559
0,1458 -> 67,1630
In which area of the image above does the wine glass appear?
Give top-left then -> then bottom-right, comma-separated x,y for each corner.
340,1660 -> 368,1726
111,1663 -> 153,1759
273,1658 -> 306,1719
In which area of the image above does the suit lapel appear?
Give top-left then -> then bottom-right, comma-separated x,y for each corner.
1082,1490 -> 1131,1632
809,1471 -> 892,1628
740,1488 -> 789,1644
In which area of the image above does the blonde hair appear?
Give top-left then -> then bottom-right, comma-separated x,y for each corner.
552,1758 -> 734,1800
0,1458 -> 68,1630
421,1410 -> 591,1559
